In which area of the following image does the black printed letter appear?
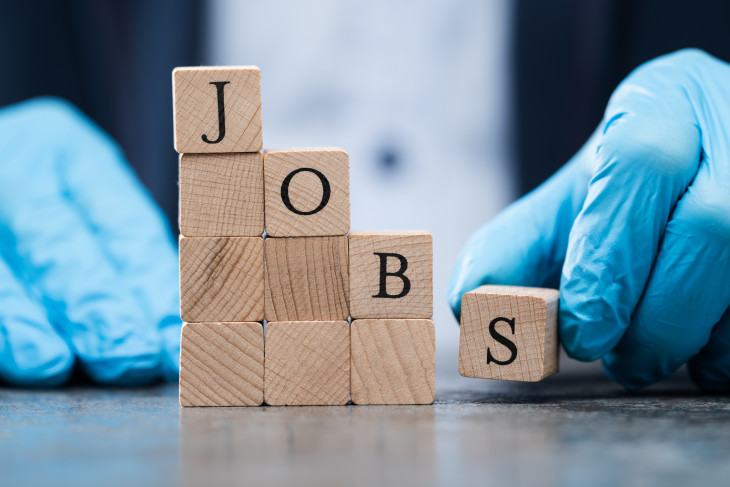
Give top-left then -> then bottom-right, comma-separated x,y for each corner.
201,81 -> 230,144
372,252 -> 411,299
486,317 -> 518,366
280,168 -> 331,215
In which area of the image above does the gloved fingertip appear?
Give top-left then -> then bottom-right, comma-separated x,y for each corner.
161,352 -> 180,383
159,322 -> 181,383
446,288 -> 463,322
559,315 -> 612,363
447,256 -> 470,317
602,351 -> 653,391
83,353 -> 161,386
448,250 -> 486,324
688,358 -> 730,393
0,317 -> 75,387
559,284 -> 627,363
561,341 -> 606,363
1,343 -> 75,387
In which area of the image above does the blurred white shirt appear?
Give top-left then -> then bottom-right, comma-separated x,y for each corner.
205,0 -> 514,378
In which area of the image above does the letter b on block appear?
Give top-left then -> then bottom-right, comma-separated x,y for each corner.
349,232 -> 433,319
264,149 -> 350,237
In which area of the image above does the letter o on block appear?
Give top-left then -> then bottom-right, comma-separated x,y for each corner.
264,148 -> 350,236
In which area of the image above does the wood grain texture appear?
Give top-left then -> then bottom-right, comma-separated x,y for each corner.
458,285 -> 559,382
264,321 -> 350,406
173,66 -> 262,153
264,237 -> 349,321
180,322 -> 264,407
180,237 -> 264,322
349,232 -> 432,319
351,319 -> 435,405
264,148 -> 350,236
179,152 -> 264,237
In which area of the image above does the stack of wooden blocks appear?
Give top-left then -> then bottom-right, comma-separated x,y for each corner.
172,66 -> 435,407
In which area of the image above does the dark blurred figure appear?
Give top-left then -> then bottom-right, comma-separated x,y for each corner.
0,0 -> 204,227
513,0 -> 730,194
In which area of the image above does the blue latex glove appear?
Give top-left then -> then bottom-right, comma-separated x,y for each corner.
0,98 -> 181,386
448,49 -> 730,391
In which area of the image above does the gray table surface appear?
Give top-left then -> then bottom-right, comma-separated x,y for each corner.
2,366 -> 729,487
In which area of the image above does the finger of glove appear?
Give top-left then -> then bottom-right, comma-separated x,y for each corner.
688,309 -> 730,392
0,253 -> 74,386
602,50 -> 730,389
42,100 -> 181,380
0,98 -> 162,384
560,56 -> 702,362
684,50 -> 730,393
447,129 -> 597,320
602,171 -> 730,389
158,319 -> 181,382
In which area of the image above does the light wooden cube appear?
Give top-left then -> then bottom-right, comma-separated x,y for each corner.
348,232 -> 432,319
180,237 -> 264,322
264,148 -> 350,237
264,237 -> 349,321
179,322 -> 264,407
264,321 -> 350,406
179,152 -> 264,237
351,319 -> 435,405
458,285 -> 559,381
173,66 -> 262,153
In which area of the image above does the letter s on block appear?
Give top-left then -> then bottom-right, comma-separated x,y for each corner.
486,317 -> 518,366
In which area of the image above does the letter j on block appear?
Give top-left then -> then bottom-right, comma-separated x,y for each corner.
172,66 -> 263,153
458,285 -> 559,382
264,149 -> 350,236
349,232 -> 433,319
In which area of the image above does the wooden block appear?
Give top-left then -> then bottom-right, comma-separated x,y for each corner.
180,322 -> 264,407
458,285 -> 559,382
264,148 -> 350,236
351,319 -> 435,405
264,237 -> 348,321
348,232 -> 432,319
180,237 -> 264,322
173,66 -> 262,153
179,152 -> 264,237
264,321 -> 350,406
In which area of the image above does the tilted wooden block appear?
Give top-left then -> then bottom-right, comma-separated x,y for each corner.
458,285 -> 559,382
351,319 -> 435,405
264,148 -> 350,236
348,232 -> 433,319
179,152 -> 264,237
264,321 -> 350,406
180,322 -> 264,407
264,236 -> 349,321
180,237 -> 264,322
173,66 -> 262,153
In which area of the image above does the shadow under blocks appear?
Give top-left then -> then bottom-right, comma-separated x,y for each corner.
174,66 -> 435,406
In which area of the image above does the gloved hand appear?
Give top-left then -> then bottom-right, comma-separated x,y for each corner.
448,49 -> 730,392
0,98 -> 181,386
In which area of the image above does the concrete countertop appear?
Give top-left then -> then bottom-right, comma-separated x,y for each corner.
2,369 -> 729,487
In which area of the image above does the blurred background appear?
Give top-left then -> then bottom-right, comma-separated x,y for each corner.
1,0 -> 730,383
